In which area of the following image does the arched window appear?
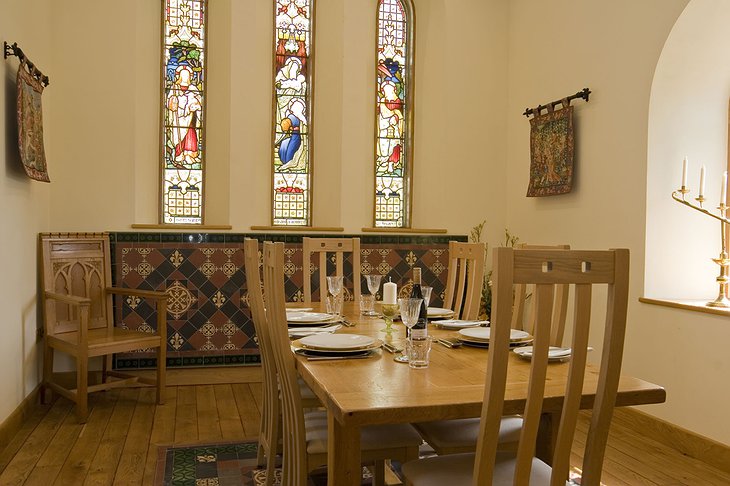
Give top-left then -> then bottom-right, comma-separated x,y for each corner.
161,0 -> 207,225
272,0 -> 314,226
375,0 -> 414,228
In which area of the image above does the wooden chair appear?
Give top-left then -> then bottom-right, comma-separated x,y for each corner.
244,238 -> 320,485
403,247 -> 630,485
443,241 -> 486,320
302,237 -> 361,303
511,243 -> 571,346
413,244 -> 571,456
39,233 -> 168,422
262,241 -> 421,486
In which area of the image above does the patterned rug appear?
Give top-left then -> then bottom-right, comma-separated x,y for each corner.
155,441 -> 373,485
155,440 -> 591,485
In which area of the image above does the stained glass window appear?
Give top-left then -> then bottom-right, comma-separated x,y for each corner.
161,0 -> 206,225
272,0 -> 313,226
375,0 -> 413,228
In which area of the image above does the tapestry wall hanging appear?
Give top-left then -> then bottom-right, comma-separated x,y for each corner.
16,60 -> 50,182
526,101 -> 574,197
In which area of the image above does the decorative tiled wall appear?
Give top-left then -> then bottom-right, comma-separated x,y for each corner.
111,233 -> 467,369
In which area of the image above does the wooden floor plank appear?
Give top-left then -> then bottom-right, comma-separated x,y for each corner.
196,385 -> 223,443
173,386 -> 198,445
0,400 -> 53,473
231,384 -> 261,438
141,386 -> 178,485
84,388 -> 140,486
0,398 -> 72,486
2,370 -> 729,486
213,384 -> 246,441
53,390 -> 120,486
23,401 -> 86,486
113,387 -> 157,485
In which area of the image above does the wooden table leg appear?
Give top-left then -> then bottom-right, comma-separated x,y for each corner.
536,411 -> 559,464
328,410 -> 361,486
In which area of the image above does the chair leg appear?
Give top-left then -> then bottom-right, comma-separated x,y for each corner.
41,344 -> 53,404
102,355 -> 112,384
372,460 -> 386,486
264,447 -> 276,486
76,353 -> 88,423
257,442 -> 266,467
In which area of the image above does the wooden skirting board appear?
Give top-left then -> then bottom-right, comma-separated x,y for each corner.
611,407 -> 730,475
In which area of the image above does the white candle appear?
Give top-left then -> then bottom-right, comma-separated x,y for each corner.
722,171 -> 727,206
682,157 -> 688,188
700,165 -> 706,197
383,281 -> 397,305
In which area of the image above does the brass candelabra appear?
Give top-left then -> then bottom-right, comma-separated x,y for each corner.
671,186 -> 730,307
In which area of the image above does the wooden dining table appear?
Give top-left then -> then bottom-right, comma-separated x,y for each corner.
292,302 -> 666,486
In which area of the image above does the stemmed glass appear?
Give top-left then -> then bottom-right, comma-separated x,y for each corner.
325,275 -> 344,317
364,274 -> 382,317
421,286 -> 433,308
394,297 -> 422,363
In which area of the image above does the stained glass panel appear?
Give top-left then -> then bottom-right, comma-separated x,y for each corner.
271,0 -> 313,226
162,0 -> 206,225
375,0 -> 411,228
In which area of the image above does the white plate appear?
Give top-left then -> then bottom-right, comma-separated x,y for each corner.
299,333 -> 375,350
286,306 -> 314,312
513,346 -> 572,361
287,312 -> 336,323
434,319 -> 488,330
288,324 -> 342,338
427,307 -> 454,317
458,327 -> 530,342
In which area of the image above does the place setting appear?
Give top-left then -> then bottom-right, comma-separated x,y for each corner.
291,333 -> 383,361
455,327 -> 533,348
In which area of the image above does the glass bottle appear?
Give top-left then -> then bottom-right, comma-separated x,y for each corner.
410,267 -> 429,339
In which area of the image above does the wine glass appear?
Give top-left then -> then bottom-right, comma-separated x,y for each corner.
421,286 -> 433,308
325,276 -> 344,316
395,297 -> 423,363
365,274 -> 382,297
364,274 -> 382,316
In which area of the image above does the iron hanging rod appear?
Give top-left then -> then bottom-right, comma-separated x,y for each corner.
523,87 -> 590,117
3,41 -> 50,87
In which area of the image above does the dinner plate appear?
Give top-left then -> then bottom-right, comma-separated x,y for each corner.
291,338 -> 383,355
286,305 -> 314,314
458,327 -> 531,342
458,337 -> 533,348
287,311 -> 332,322
288,324 -> 342,338
298,333 -> 376,350
294,348 -> 375,358
513,346 -> 572,361
434,319 -> 488,330
427,307 -> 454,318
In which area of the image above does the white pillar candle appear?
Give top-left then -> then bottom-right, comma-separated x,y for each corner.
383,281 -> 397,304
700,165 -> 706,197
722,171 -> 728,206
682,157 -> 688,188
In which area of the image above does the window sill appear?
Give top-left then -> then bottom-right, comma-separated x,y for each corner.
639,297 -> 730,316
361,227 -> 447,234
250,226 -> 344,232
131,223 -> 233,230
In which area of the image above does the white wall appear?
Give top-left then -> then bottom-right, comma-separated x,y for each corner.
646,0 -> 730,299
0,0 -> 52,423
506,0 -> 730,446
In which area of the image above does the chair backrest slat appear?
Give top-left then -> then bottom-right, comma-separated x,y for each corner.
302,237 -> 361,303
474,247 -> 630,486
263,241 -> 308,486
443,241 -> 486,320
243,239 -> 279,462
